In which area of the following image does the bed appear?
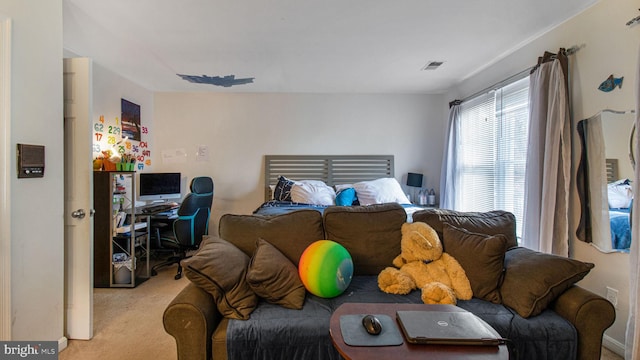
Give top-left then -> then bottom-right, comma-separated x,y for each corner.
606,158 -> 632,252
254,155 -> 423,218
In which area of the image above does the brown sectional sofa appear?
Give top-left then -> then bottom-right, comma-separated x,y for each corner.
163,203 -> 615,360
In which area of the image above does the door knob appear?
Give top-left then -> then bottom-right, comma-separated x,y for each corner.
71,209 -> 86,219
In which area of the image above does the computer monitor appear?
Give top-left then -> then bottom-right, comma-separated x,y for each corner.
138,172 -> 182,202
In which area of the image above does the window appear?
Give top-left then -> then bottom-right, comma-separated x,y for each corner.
457,76 -> 529,238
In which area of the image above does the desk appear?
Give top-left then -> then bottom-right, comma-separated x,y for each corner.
330,303 -> 508,360
135,203 -> 179,249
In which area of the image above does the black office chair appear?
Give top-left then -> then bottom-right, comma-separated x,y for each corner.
151,176 -> 213,280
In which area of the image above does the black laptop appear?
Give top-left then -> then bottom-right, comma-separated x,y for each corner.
396,310 -> 503,346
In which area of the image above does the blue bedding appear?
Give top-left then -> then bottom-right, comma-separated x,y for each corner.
253,200 -> 331,215
253,201 -> 423,222
610,208 -> 631,252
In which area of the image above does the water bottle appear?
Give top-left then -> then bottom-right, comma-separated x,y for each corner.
428,189 -> 436,206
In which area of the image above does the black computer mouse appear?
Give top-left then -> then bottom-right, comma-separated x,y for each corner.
362,314 -> 382,335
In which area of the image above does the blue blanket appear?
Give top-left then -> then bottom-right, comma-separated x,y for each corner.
610,208 -> 631,252
253,201 -> 422,221
253,200 -> 330,215
226,276 -> 577,360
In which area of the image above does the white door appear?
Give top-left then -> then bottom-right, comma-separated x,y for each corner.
63,57 -> 93,340
0,16 -> 11,341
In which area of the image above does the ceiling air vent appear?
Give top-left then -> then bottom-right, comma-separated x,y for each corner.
421,61 -> 444,71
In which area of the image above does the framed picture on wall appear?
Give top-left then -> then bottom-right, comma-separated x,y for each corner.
121,98 -> 141,141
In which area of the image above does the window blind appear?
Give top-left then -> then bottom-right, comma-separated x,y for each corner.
457,76 -> 529,238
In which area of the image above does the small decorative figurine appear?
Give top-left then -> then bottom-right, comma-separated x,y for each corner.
598,74 -> 624,92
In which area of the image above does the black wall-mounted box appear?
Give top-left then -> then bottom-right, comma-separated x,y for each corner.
17,144 -> 45,178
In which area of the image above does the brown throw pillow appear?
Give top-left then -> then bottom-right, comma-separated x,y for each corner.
181,236 -> 258,320
500,247 -> 594,318
442,224 -> 507,304
246,238 -> 306,309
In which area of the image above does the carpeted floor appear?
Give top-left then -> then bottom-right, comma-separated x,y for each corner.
59,264 -> 188,360
602,346 -> 624,360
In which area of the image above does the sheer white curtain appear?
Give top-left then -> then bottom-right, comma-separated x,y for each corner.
625,43 -> 640,360
440,103 -> 461,209
521,51 -> 571,255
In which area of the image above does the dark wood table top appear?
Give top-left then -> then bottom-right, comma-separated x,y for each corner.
329,303 -> 509,360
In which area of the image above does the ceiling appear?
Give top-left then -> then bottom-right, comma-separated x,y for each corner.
63,0 -> 599,94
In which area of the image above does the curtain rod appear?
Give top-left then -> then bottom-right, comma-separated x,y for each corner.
454,44 -> 584,106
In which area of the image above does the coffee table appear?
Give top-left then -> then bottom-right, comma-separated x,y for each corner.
329,303 -> 509,360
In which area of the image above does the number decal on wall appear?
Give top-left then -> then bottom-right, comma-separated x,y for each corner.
93,114 -> 153,168
108,126 -> 121,135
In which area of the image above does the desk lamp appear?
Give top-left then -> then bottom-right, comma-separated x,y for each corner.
406,173 -> 423,204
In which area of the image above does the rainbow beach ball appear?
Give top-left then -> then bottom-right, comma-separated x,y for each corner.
298,240 -> 353,298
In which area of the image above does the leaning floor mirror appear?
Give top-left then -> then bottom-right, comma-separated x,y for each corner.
577,109 -> 636,253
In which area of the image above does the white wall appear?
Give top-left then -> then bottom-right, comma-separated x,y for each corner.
449,0 -> 639,353
2,0 -> 65,343
153,92 -> 446,227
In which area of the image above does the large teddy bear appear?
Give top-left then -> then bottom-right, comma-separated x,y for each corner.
378,221 -> 472,305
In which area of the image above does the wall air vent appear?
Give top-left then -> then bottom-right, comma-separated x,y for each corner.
421,61 -> 444,71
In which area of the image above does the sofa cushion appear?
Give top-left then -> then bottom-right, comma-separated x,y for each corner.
323,203 -> 405,275
246,238 -> 306,309
442,224 -> 507,304
412,209 -> 518,249
500,247 -> 594,318
181,236 -> 257,320
218,210 -> 324,265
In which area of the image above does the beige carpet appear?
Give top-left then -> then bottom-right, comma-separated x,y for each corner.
60,265 -> 188,360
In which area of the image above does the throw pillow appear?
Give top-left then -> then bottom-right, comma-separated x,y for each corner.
500,247 -> 595,318
335,187 -> 357,206
273,176 -> 295,201
181,236 -> 258,320
246,238 -> 306,309
442,224 -> 508,304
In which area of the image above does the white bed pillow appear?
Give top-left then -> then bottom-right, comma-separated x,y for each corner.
608,179 -> 633,209
290,180 -> 336,205
353,178 -> 410,206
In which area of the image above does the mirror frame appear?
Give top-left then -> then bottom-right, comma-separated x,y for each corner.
576,109 -> 635,253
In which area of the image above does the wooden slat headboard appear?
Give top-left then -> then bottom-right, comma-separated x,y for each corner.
605,158 -> 618,183
264,155 -> 394,201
